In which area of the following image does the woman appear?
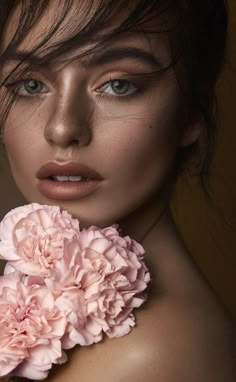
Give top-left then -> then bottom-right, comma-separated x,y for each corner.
0,0 -> 235,381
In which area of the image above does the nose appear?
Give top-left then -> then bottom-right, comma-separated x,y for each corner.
44,89 -> 92,149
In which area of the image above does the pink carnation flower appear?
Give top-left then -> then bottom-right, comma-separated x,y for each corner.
46,226 -> 150,348
0,204 -> 80,277
0,271 -> 67,380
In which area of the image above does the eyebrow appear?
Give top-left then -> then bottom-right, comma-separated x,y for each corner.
83,47 -> 162,68
0,47 -> 162,69
0,51 -> 44,68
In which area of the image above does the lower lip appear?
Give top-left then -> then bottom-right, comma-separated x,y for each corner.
37,179 -> 101,200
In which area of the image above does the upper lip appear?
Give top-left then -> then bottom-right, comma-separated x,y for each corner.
36,162 -> 103,180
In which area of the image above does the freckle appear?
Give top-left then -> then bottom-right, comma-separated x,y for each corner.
149,125 -> 153,129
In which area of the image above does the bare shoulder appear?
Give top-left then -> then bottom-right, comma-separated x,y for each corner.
47,296 -> 236,382
127,297 -> 236,382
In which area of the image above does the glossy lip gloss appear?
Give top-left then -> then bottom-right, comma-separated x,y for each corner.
36,162 -> 104,201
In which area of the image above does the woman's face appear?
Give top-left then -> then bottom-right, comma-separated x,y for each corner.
1,1 -> 197,227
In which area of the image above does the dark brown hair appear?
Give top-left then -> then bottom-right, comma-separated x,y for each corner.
0,0 -> 228,199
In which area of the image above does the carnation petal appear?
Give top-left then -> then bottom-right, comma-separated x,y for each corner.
0,271 -> 21,293
13,362 -> 49,380
29,340 -> 63,367
3,262 -> 16,275
106,316 -> 135,338
0,350 -> 25,377
0,244 -> 19,261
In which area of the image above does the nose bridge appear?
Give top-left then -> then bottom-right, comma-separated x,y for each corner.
44,69 -> 92,148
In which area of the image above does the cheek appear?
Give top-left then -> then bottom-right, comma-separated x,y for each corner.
96,101 -> 181,185
85,108 -> 181,224
3,113 -> 43,182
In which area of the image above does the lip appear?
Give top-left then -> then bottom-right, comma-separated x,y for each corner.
36,161 -> 103,201
37,162 -> 103,180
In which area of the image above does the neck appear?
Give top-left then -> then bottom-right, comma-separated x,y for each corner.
118,186 -> 173,243
119,194 -> 189,280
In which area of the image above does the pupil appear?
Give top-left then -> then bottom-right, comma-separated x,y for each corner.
27,80 -> 40,92
112,80 -> 128,94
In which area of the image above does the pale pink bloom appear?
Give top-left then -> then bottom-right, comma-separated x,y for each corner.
0,271 -> 67,380
0,204 -> 80,277
47,226 -> 150,348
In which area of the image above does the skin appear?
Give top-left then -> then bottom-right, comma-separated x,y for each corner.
0,1 -> 235,381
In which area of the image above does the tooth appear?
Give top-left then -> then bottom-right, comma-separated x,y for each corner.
68,176 -> 83,181
51,175 -> 85,182
52,176 -> 69,181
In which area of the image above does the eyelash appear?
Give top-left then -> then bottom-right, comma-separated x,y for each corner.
5,77 -> 140,99
5,79 -> 49,98
96,78 -> 139,98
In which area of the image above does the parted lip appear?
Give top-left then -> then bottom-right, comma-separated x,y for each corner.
36,162 -> 103,181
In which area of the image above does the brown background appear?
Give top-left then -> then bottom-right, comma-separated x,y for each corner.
0,2 -> 236,318
172,1 -> 236,318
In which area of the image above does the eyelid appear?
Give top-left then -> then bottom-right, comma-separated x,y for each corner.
4,77 -> 50,97
94,73 -> 143,98
97,79 -> 138,97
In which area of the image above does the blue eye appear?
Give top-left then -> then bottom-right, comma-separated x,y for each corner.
11,79 -> 49,97
99,79 -> 138,97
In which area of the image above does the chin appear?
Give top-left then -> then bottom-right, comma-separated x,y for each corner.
24,191 -> 124,228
